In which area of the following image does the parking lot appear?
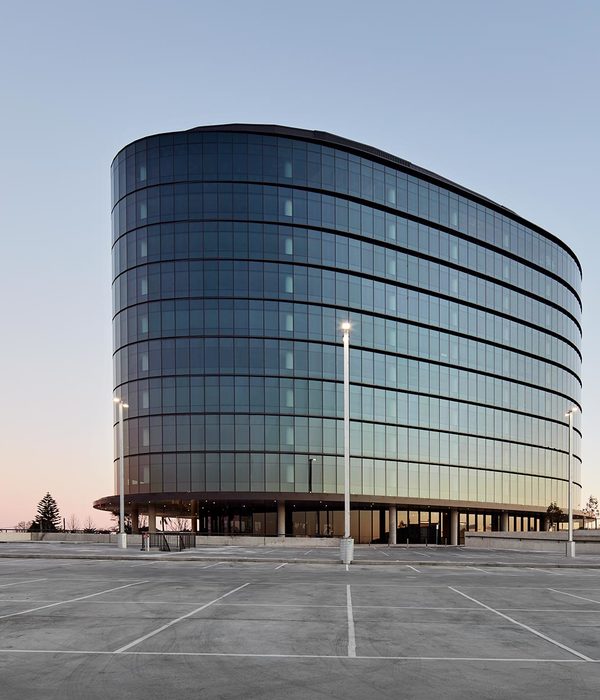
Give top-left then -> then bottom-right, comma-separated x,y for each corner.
1,547 -> 600,698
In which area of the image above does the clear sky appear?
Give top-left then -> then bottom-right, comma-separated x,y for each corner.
0,0 -> 598,528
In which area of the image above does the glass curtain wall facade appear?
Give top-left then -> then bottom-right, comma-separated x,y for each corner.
95,124 -> 582,542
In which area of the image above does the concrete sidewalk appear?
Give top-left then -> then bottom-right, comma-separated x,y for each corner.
3,540 -> 600,568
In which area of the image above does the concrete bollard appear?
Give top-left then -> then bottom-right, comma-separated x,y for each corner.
340,537 -> 354,564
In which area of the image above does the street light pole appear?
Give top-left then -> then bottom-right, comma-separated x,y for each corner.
340,321 -> 354,564
565,406 -> 578,558
113,397 -> 129,549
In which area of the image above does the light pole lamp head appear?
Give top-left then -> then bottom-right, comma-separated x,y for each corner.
341,321 -> 351,332
565,406 -> 579,417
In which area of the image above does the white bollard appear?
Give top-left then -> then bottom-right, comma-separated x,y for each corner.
340,537 -> 354,564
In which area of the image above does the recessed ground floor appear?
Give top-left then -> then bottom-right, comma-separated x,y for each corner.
94,492 -> 574,544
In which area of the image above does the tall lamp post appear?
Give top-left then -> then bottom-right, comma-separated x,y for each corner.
113,397 -> 129,549
340,321 -> 354,564
565,405 -> 579,558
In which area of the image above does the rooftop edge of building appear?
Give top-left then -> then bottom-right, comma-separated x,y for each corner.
112,123 -> 581,274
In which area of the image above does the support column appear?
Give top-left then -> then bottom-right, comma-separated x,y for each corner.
131,505 -> 139,534
379,509 -> 386,543
450,508 -> 459,546
277,501 -> 286,537
190,500 -> 198,534
501,511 -> 509,532
148,503 -> 157,533
389,505 -> 397,545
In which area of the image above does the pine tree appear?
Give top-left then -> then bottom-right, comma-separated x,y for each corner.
34,493 -> 61,532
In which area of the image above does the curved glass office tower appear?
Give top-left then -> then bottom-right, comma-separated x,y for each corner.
95,124 -> 582,543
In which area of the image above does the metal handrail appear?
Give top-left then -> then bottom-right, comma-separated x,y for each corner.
145,532 -> 196,551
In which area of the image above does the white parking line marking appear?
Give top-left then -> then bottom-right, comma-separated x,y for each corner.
346,585 -> 356,657
0,581 -> 149,620
201,565 -> 285,571
26,577 -> 147,583
0,578 -> 47,589
0,649 -> 590,662
449,587 -> 593,661
498,608 -> 600,613
548,589 -> 600,605
406,565 -> 420,573
275,563 -> 287,570
304,550 -> 313,555
210,603 -> 479,610
16,600 -> 588,611
469,567 -> 492,574
201,562 -> 225,569
115,582 -> 251,653
345,564 -> 349,572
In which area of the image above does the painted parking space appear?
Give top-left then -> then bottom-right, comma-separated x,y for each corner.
454,584 -> 600,611
131,605 -> 349,657
352,605 -> 577,660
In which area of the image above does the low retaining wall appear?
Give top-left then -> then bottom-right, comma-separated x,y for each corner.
1,532 -> 338,547
0,532 -> 31,542
29,533 -> 144,546
465,531 -> 600,554
191,535 -> 339,547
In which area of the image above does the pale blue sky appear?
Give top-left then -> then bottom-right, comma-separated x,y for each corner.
0,0 -> 598,526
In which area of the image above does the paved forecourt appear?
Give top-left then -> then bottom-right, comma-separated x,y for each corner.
1,554 -> 600,698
